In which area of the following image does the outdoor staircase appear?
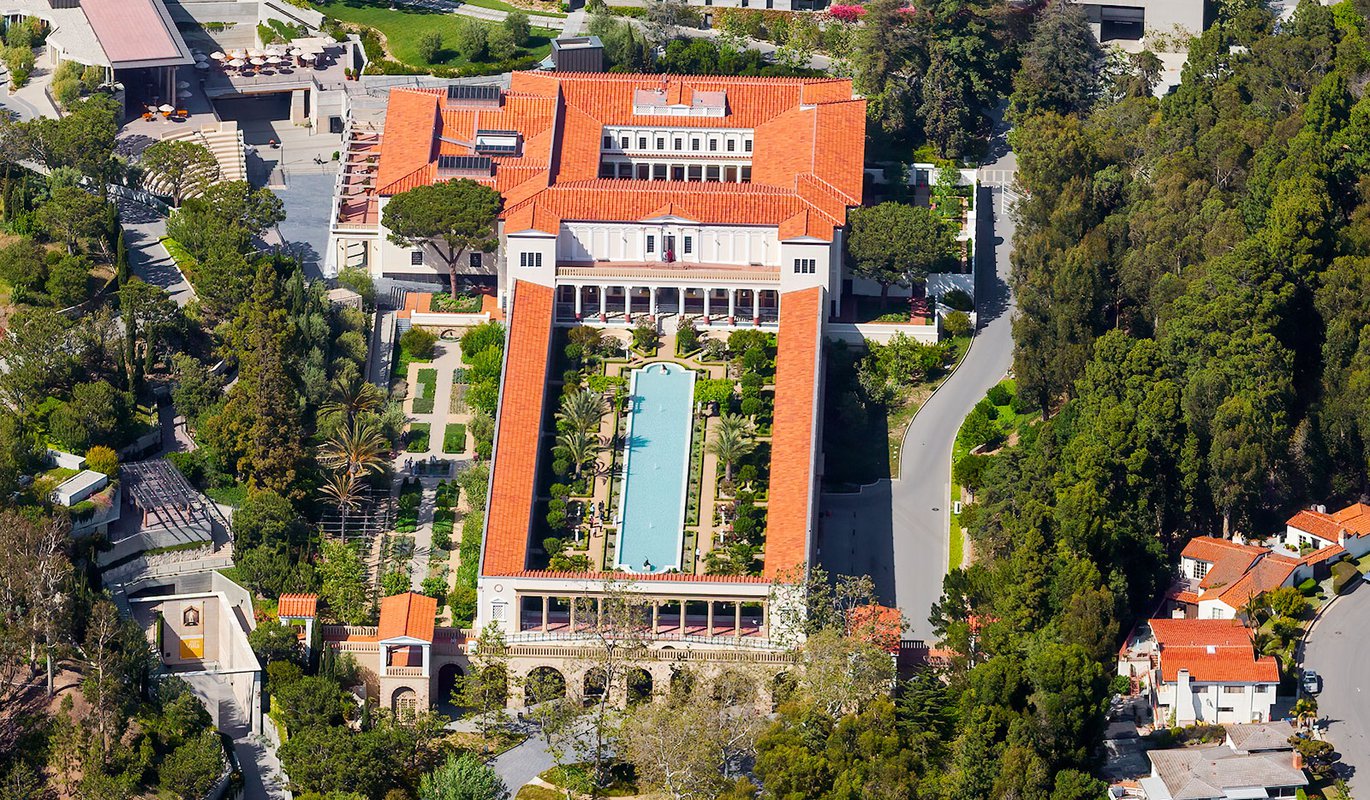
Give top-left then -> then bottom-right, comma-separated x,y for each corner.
142,121 -> 247,201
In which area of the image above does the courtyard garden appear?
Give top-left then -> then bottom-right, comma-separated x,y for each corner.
534,320 -> 779,578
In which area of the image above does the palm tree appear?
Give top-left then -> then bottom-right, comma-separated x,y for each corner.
559,389 -> 605,434
319,418 -> 389,477
557,428 -> 603,478
319,471 -> 364,541
708,413 -> 756,481
1292,697 -> 1318,730
321,375 -> 385,424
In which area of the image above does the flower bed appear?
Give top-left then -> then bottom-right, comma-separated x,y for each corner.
443,423 -> 467,454
412,368 -> 437,414
406,422 -> 431,452
432,292 -> 483,313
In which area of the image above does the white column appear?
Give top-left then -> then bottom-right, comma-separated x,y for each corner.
599,287 -> 607,317
752,290 -> 760,321
379,645 -> 387,677
574,285 -> 583,317
649,287 -> 657,316
727,290 -> 735,319
624,286 -> 632,319
703,289 -> 710,319
422,643 -> 431,676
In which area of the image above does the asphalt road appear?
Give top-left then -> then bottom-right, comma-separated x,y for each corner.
818,130 -> 1017,643
1302,579 -> 1370,794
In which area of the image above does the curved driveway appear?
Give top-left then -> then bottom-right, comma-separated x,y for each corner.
1302,580 -> 1370,794
818,135 -> 1017,642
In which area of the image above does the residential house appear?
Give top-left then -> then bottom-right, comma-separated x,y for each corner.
1283,503 -> 1370,559
1140,729 -> 1307,800
1171,538 -> 1299,620
1118,618 -> 1279,726
1225,721 -> 1297,754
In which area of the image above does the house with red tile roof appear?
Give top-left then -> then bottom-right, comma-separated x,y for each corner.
1283,502 -> 1370,558
1117,618 -> 1279,726
1170,537 -> 1300,620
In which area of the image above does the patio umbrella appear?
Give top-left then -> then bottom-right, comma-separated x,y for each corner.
288,47 -> 303,56
158,104 -> 174,113
194,62 -> 210,70
266,55 -> 283,64
300,52 -> 316,61
227,58 -> 245,68
176,80 -> 190,89
210,51 -> 225,60
247,48 -> 264,58
177,89 -> 193,99
249,57 -> 265,66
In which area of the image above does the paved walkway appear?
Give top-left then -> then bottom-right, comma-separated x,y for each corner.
400,0 -> 566,29
116,198 -> 197,307
817,113 -> 1016,642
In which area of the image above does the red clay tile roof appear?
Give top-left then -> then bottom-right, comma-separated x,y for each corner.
1149,618 -> 1254,648
482,281 -> 554,576
1300,543 -> 1346,565
277,594 -> 318,619
1207,555 -> 1298,609
1287,509 -> 1343,542
502,181 -> 839,238
378,592 -> 437,642
1160,646 -> 1280,683
371,73 -> 865,241
1181,536 -> 1266,566
764,287 -> 824,579
1332,503 -> 1370,536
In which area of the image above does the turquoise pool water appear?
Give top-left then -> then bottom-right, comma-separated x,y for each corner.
614,362 -> 696,573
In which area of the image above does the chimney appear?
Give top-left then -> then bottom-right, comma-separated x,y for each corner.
1292,752 -> 1305,771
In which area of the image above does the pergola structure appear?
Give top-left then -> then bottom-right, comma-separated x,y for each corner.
120,459 -> 217,539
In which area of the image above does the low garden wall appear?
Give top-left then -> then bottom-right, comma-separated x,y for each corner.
827,320 -> 941,346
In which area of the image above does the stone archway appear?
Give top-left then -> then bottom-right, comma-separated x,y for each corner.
525,666 -> 566,706
582,667 -> 608,706
626,668 -> 653,705
436,663 -> 465,716
710,670 -> 756,706
391,686 -> 419,715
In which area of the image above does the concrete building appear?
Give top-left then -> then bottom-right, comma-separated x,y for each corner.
1069,0 -> 1208,45
129,584 -> 263,733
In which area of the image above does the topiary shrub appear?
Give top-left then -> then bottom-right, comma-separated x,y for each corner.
84,445 -> 119,478
986,383 -> 1012,407
1332,561 -> 1359,595
400,326 -> 438,360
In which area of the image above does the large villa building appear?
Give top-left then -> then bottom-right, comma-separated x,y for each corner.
322,71 -> 867,710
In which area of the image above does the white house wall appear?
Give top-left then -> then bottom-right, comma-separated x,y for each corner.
557,222 -> 780,267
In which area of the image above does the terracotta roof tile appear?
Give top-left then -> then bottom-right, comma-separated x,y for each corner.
378,592 -> 437,641
1160,646 -> 1280,683
1149,618 -> 1254,648
1180,536 -> 1266,566
277,594 -> 318,618
1210,556 -> 1298,608
482,281 -> 554,576
764,287 -> 823,579
1300,543 -> 1345,565
369,72 -> 864,240
375,90 -> 440,193
1332,503 -> 1370,536
1287,509 -> 1342,542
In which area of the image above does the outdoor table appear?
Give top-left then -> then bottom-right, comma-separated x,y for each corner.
194,62 -> 209,70
210,51 -> 225,60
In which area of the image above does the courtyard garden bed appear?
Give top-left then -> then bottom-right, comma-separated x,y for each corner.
443,423 -> 467,454
406,422 -> 431,453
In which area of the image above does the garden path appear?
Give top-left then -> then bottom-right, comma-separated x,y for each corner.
409,479 -> 437,592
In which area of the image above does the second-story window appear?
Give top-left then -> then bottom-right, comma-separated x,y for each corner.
709,138 -> 718,152
646,235 -> 655,254
691,138 -> 700,151
745,139 -> 753,152
603,135 -> 613,148
727,139 -> 736,152
411,250 -> 424,266
657,137 -> 665,149
639,136 -> 647,149
683,236 -> 693,254
674,137 -> 683,150
621,136 -> 629,148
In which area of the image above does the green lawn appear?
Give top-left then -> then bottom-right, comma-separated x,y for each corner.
443,423 -> 467,454
312,0 -> 557,69
413,368 -> 438,414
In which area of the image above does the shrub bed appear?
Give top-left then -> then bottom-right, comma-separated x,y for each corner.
406,422 -> 431,452
443,423 -> 467,454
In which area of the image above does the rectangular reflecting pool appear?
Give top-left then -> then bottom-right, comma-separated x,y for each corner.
613,362 -> 696,573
